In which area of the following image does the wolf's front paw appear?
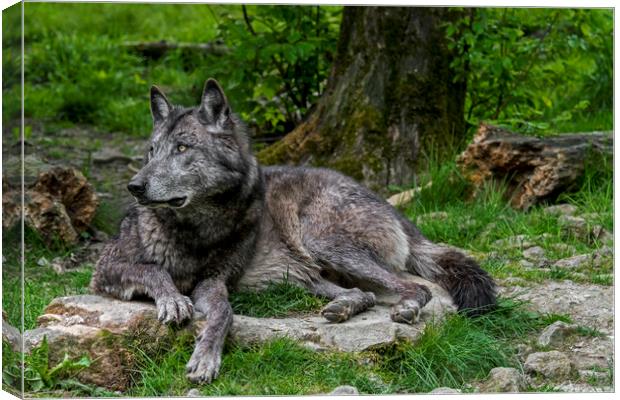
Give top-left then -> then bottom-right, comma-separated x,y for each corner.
156,295 -> 193,324
390,299 -> 421,324
186,344 -> 222,384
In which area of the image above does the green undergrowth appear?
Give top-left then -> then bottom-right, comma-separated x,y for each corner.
230,280 -> 327,318
2,226 -> 93,330
126,296 -> 574,396
401,150 -> 613,286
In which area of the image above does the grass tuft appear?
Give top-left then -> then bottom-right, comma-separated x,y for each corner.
230,280 -> 328,318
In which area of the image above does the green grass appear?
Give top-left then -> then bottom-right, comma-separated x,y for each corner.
128,337 -> 389,396
124,296 -> 578,396
230,281 -> 327,318
2,226 -> 92,330
400,149 -> 613,286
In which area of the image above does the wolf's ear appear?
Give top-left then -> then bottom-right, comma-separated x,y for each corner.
198,78 -> 231,127
150,86 -> 172,125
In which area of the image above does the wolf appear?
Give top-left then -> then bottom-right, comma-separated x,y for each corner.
90,78 -> 496,384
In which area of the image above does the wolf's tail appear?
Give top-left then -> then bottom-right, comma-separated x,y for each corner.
405,235 -> 497,316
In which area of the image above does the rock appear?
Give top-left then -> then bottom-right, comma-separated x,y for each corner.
24,295 -> 168,391
553,383 -> 613,393
429,387 -> 461,394
480,367 -> 526,393
543,204 -> 578,216
2,318 -> 21,352
524,351 -> 573,379
523,246 -> 546,260
569,336 -> 614,370
578,369 -> 609,381
2,155 -> 98,245
594,246 -> 613,257
416,211 -> 448,225
559,215 -> 588,239
552,254 -> 592,269
498,280 -> 613,334
516,344 -> 533,361
537,321 -> 576,347
519,260 -> 535,269
27,280 -> 455,391
493,234 -> 552,250
499,277 -> 527,287
186,388 -> 202,397
550,243 -> 576,255
590,225 -> 613,244
328,385 -> 359,395
226,302 -> 443,353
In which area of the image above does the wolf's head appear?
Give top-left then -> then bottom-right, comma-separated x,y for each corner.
128,78 -> 256,210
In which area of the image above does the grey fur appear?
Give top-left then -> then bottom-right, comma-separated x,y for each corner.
91,78 -> 496,384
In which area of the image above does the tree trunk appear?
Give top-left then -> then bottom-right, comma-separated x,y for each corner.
457,124 -> 613,210
257,6 -> 466,192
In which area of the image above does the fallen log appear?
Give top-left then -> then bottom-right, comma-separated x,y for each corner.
457,124 -> 612,210
122,40 -> 228,59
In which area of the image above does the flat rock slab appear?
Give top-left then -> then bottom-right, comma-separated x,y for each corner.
499,280 -> 613,373
499,280 -> 613,334
24,279 -> 455,391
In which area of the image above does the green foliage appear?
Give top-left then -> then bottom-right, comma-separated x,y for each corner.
2,338 -> 112,396
2,225 -> 92,330
230,280 -> 328,318
210,5 -> 341,134
379,296 -> 569,392
446,8 -> 612,134
129,337 -> 389,396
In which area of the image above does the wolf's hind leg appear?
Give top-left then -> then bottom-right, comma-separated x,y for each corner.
311,280 -> 375,323
307,237 -> 432,324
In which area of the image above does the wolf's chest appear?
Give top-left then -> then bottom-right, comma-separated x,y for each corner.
139,221 -> 208,279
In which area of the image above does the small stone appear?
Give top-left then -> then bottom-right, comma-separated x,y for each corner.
591,226 -> 613,244
537,321 -> 576,347
553,254 -> 591,269
559,215 -> 588,239
595,246 -> 613,257
186,388 -> 201,397
2,318 -> 21,352
578,369 -> 609,381
550,243 -> 576,255
480,367 -> 526,393
329,385 -> 359,395
429,387 -> 461,394
553,383 -> 613,393
543,204 -> 578,216
523,246 -> 545,260
519,260 -> 535,268
499,277 -> 527,286
524,351 -> 573,379
493,234 -> 552,250
516,344 -> 533,361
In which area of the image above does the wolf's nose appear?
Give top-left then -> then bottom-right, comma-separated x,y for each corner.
127,181 -> 146,196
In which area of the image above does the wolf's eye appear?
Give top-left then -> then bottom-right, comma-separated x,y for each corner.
177,144 -> 188,153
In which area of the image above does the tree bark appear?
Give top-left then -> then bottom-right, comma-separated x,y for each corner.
457,124 -> 613,210
257,6 -> 466,192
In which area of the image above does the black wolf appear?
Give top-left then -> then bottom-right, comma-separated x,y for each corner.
90,78 -> 496,383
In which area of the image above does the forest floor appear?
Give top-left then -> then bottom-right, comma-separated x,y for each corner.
2,120 -> 614,397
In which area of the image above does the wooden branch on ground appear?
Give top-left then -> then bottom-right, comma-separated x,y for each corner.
457,124 -> 613,210
123,40 -> 229,58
